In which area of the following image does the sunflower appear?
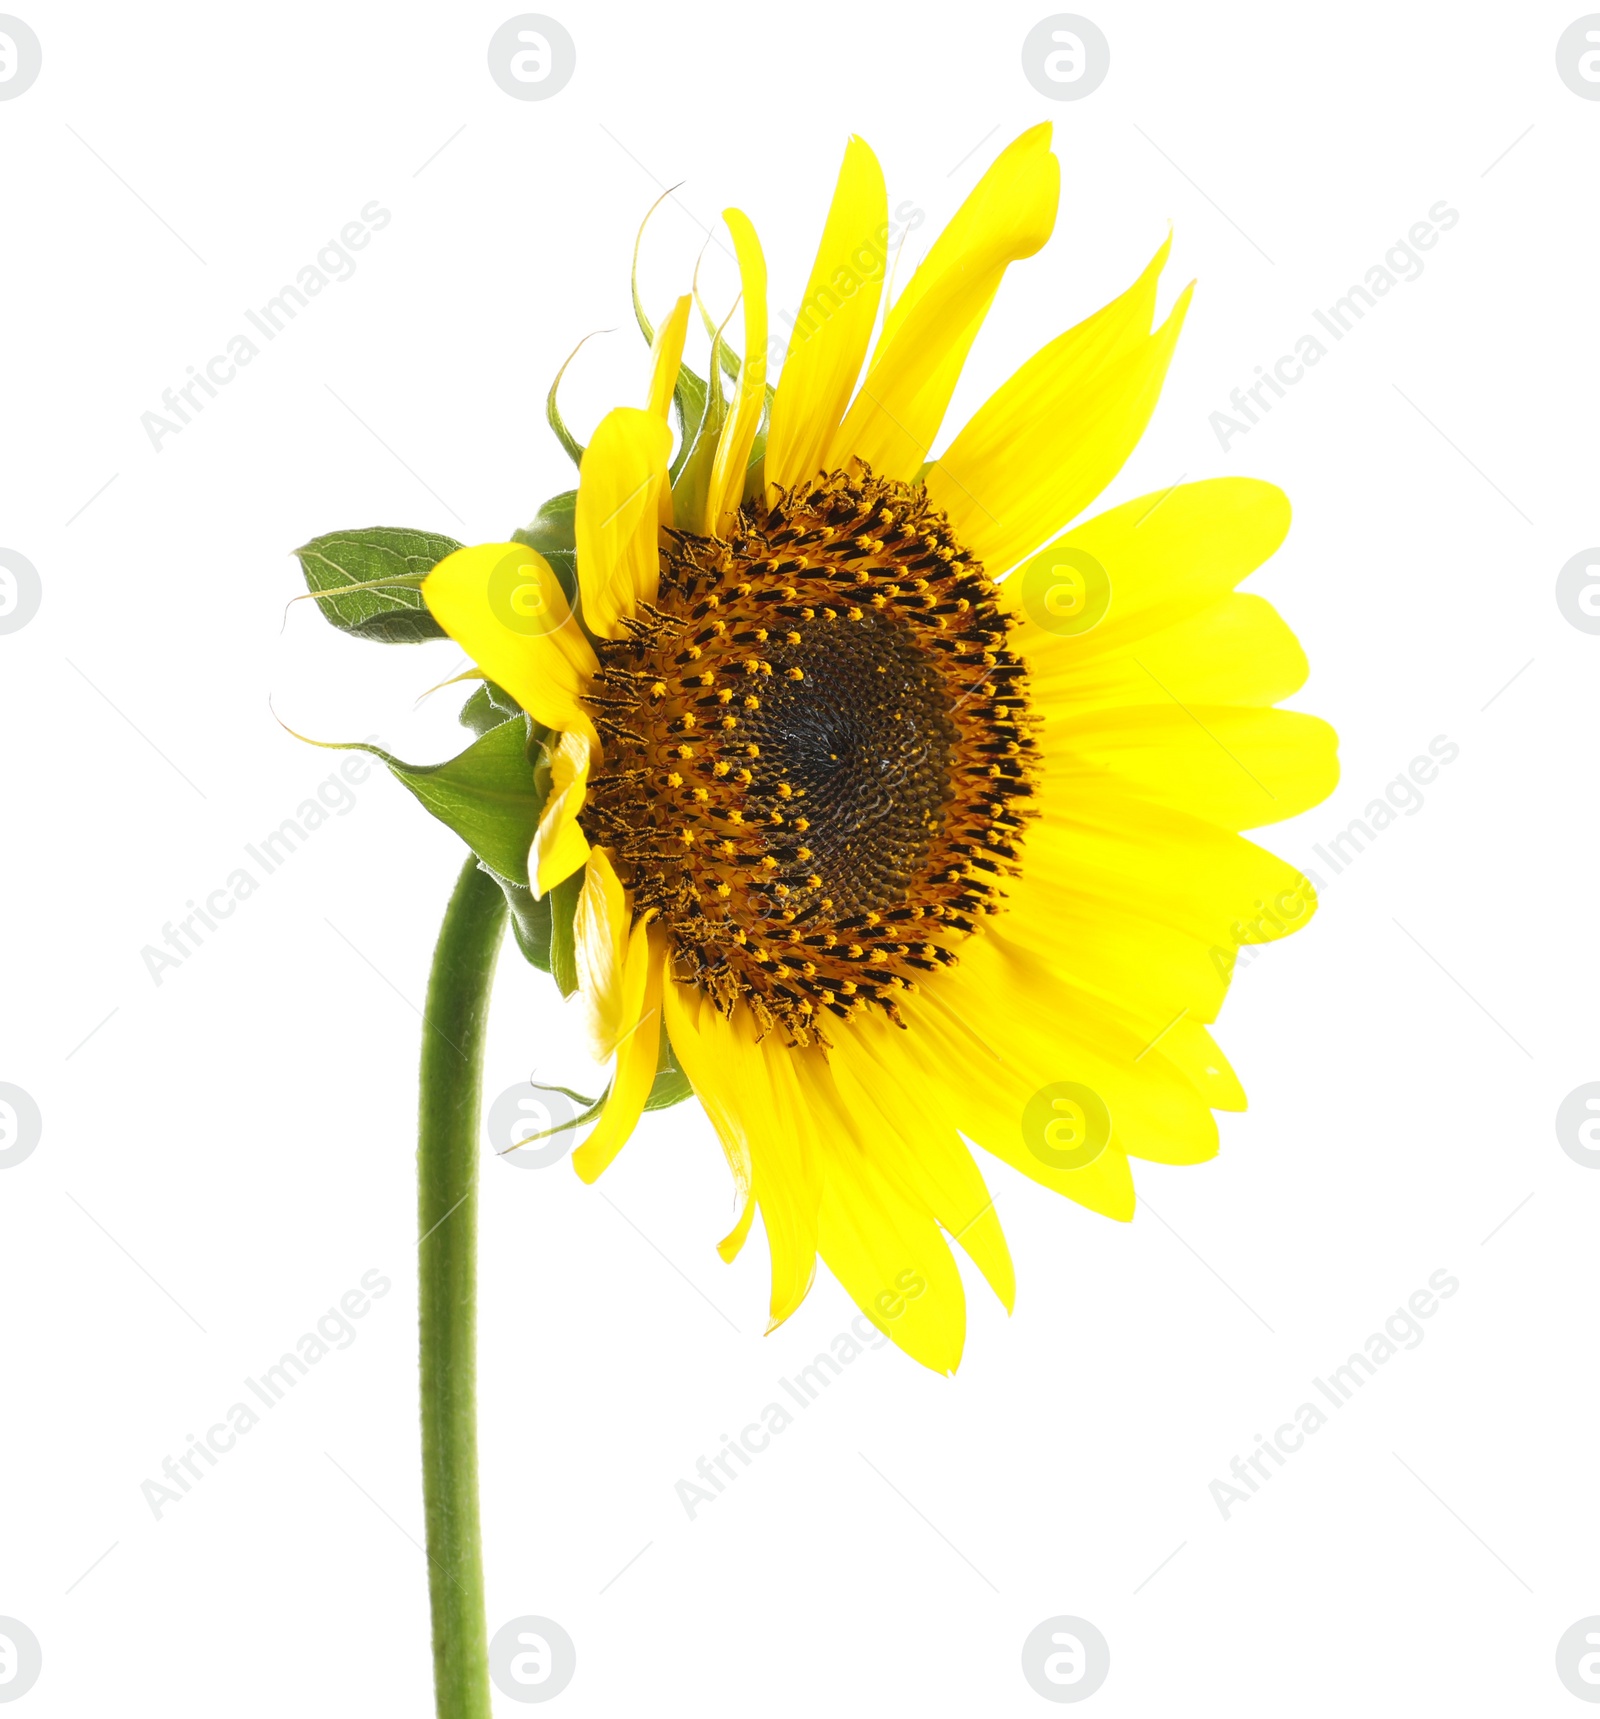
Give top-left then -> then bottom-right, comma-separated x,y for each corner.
421,124 -> 1338,1372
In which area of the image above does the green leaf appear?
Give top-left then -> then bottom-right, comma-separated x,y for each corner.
459,679 -> 524,737
293,527 -> 460,643
331,719 -> 544,885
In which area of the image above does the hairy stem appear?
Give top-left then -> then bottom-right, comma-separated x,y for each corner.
417,857 -> 506,1719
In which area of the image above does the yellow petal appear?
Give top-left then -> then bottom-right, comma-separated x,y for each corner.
1010,792 -> 1317,1030
829,1017 -> 1014,1313
663,984 -> 820,1326
902,983 -> 1138,1221
572,845 -> 640,1061
1041,703 -> 1340,832
646,294 -> 691,422
1149,1015 -> 1247,1116
765,137 -> 888,492
928,243 -> 1191,574
662,979 -> 752,1199
1030,594 -> 1308,718
647,295 -> 692,529
576,407 -> 672,637
1008,478 -> 1292,671
531,730 -> 592,897
938,932 -> 1223,1172
716,1035 -> 967,1369
805,1070 -> 970,1373
717,1191 -> 757,1264
422,544 -> 597,742
1023,796 -> 1315,955
705,208 -> 768,535
572,924 -> 667,1183
828,124 -> 1059,482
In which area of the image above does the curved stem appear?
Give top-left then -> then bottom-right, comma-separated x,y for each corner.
418,857 -> 506,1719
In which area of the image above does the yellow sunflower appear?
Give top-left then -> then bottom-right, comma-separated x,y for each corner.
422,124 -> 1338,1372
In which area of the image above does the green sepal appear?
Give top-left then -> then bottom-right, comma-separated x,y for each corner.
644,1032 -> 694,1112
547,360 -> 587,470
496,875 -> 554,973
325,719 -> 543,887
293,527 -> 460,643
670,320 -> 729,532
741,428 -> 768,507
665,305 -> 774,520
668,369 -> 709,483
459,679 -> 524,738
546,868 -> 584,997
694,298 -> 778,443
522,1083 -> 609,1143
516,1039 -> 695,1139
631,223 -> 710,484
511,490 -> 578,605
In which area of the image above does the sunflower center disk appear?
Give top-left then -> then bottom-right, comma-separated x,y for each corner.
580,466 -> 1036,1046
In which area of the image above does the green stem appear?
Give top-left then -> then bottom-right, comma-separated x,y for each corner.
418,856 -> 506,1719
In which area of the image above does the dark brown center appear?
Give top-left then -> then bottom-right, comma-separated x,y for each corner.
579,463 -> 1035,1047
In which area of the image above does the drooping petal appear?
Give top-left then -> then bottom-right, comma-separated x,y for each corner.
665,990 -> 1005,1368
765,137 -> 888,492
800,1055 -> 970,1374
828,1016 -> 1015,1313
572,845 -> 639,1061
530,729 -> 592,897
576,407 -> 673,637
896,981 -> 1139,1221
927,240 -> 1191,574
943,928 -> 1226,1171
572,924 -> 667,1183
664,980 -> 820,1327
716,1190 -> 757,1263
423,544 -> 597,743
827,124 -> 1059,482
705,209 -> 769,535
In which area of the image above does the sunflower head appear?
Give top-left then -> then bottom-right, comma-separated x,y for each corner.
579,463 -> 1034,1048
412,124 -> 1337,1371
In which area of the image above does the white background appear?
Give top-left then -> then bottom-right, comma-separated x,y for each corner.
2,1 -> 1597,1712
